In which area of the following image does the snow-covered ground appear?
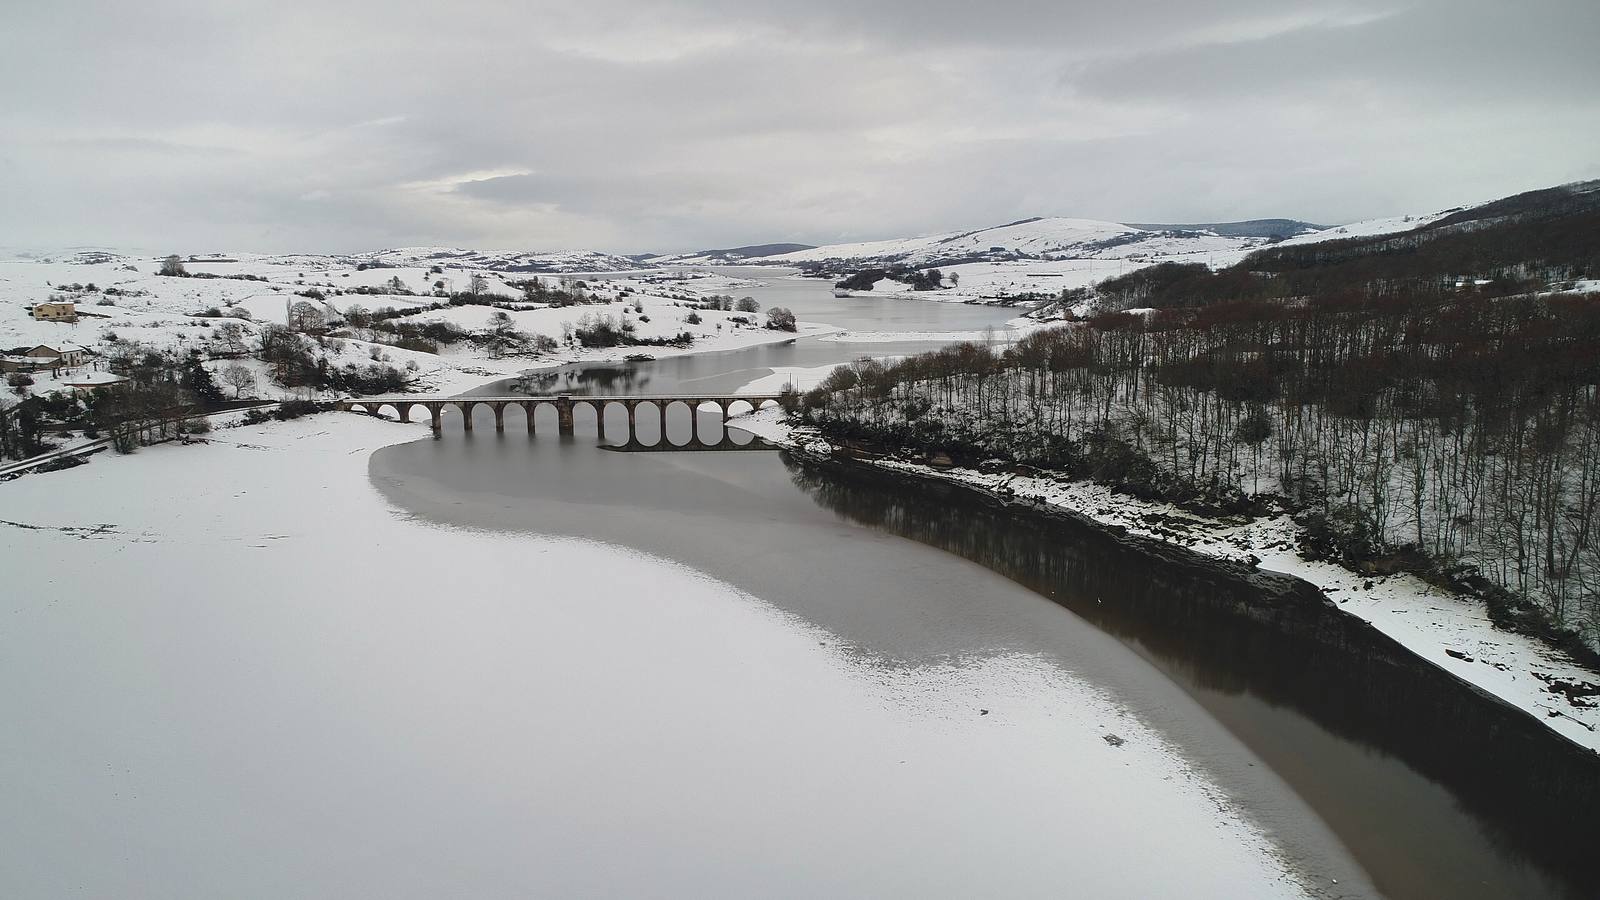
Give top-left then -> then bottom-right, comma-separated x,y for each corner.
666,216 -> 1273,269
0,414 -> 1316,898
1273,210 -> 1456,246
733,410 -> 1600,753
0,254 -> 835,407
737,363 -> 877,394
659,201 -> 1504,313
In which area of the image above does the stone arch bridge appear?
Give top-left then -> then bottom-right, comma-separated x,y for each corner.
340,393 -> 787,449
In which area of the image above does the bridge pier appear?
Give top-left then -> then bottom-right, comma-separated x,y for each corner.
492,403 -> 505,433
556,398 -> 575,436
594,401 -> 608,443
523,401 -> 537,435
460,401 -> 474,432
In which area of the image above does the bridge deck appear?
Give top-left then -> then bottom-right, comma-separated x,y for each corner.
355,393 -> 785,404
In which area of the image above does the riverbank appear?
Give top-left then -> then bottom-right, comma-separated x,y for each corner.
735,408 -> 1600,754
0,412 -> 1327,898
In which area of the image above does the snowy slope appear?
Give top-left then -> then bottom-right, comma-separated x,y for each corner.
351,246 -> 645,273
0,253 -> 830,409
757,217 -> 1273,269
1274,209 -> 1458,247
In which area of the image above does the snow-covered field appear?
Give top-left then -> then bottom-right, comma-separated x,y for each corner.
657,202 -> 1484,312
662,216 -> 1273,269
732,410 -> 1600,753
0,253 -> 833,407
0,415 -> 1316,898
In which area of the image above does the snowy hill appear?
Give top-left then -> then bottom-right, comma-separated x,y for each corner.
761,217 -> 1274,269
650,243 -> 817,265
1273,211 -> 1455,247
1126,219 -> 1324,239
350,247 -> 645,273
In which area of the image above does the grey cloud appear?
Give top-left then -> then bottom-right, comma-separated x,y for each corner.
0,0 -> 1594,253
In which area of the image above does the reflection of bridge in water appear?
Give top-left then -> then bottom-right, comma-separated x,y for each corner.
341,394 -> 787,450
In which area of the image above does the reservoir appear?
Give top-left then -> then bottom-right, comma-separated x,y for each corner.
371,270 -> 1591,899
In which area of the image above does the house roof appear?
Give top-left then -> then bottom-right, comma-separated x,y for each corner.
26,344 -> 88,356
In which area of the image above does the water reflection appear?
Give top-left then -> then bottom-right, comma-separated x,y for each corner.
510,364 -> 654,395
787,459 -> 1596,900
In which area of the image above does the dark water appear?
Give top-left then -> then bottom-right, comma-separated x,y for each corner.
371,409 -> 1373,898
369,275 -> 1591,900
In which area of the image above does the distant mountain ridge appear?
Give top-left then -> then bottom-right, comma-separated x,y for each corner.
18,182 -> 1591,279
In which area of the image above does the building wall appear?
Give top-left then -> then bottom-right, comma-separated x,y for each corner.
30,303 -> 77,321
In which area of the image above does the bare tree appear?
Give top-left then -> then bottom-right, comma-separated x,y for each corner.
214,321 -> 248,355
221,364 -> 257,398
287,301 -> 326,334
159,254 -> 188,277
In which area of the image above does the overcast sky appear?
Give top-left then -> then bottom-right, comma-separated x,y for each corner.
3,0 -> 1596,254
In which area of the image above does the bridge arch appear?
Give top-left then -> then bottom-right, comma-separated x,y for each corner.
629,400 -> 663,447
496,401 -> 527,434
595,397 -> 630,441
435,402 -> 466,433
569,399 -> 600,438
528,400 -> 560,434
696,400 -> 726,446
661,399 -> 698,447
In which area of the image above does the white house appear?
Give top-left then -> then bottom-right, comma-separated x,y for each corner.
24,344 -> 88,369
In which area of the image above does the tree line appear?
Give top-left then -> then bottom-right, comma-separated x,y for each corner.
798,289 -> 1600,654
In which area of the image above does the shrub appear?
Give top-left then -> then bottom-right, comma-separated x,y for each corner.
765,307 -> 797,331
273,399 -> 327,421
1297,503 -> 1383,566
